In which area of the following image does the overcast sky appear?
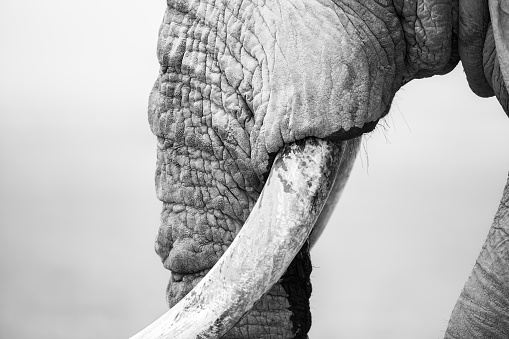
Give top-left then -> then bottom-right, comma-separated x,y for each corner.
1,1 -> 509,338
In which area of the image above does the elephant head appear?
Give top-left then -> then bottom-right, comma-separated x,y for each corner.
131,0 -> 509,337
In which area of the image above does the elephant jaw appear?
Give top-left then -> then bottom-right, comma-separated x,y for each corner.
129,137 -> 360,339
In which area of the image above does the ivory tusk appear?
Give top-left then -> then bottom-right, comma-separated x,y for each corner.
308,137 -> 361,249
129,138 -> 348,339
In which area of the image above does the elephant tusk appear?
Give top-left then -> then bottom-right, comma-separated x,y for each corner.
308,137 -> 361,248
129,137 -> 354,339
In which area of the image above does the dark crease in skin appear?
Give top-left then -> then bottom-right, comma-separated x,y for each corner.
324,119 -> 379,141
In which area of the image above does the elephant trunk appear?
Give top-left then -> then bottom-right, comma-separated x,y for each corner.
444,172 -> 509,338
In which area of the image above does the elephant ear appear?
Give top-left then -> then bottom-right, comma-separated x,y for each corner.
456,0 -> 509,114
487,0 -> 509,115
393,0 -> 460,82
489,0 -> 509,86
458,0 -> 494,97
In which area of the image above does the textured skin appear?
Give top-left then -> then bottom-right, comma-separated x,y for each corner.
451,0 -> 509,112
489,0 -> 509,89
148,0 -> 484,337
444,173 -> 509,338
149,0 -> 426,176
393,0 -> 460,81
459,0 -> 494,97
487,0 -> 509,115
483,25 -> 509,115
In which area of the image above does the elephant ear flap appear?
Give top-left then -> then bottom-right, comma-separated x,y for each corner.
489,0 -> 509,89
487,0 -> 509,115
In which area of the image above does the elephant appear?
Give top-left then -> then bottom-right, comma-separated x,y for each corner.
131,0 -> 509,337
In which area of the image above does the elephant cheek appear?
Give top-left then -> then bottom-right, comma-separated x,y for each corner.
248,0 -> 406,175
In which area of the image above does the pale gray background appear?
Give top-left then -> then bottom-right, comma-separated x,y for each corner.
1,1 -> 508,338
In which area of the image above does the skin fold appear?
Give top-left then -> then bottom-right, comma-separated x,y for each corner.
138,0 -> 509,337
459,0 -> 494,97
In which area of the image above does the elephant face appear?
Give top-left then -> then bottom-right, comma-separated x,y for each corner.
133,0 -> 509,338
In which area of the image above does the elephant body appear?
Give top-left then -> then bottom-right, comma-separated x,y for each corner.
141,0 -> 509,337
